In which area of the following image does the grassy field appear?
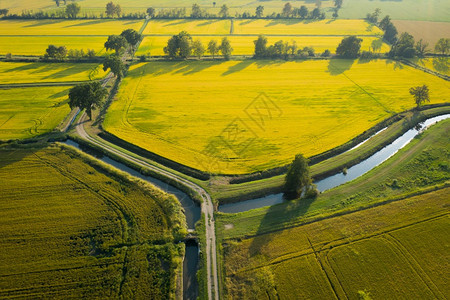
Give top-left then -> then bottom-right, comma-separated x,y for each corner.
0,146 -> 186,298
144,19 -> 231,35
0,36 -> 109,56
0,62 -> 107,84
0,87 -> 71,140
392,20 -> 450,47
104,59 -> 449,174
233,19 -> 383,36
217,118 -> 450,239
221,188 -> 449,299
136,35 -> 389,56
0,19 -> 143,36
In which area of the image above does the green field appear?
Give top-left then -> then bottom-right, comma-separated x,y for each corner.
136,35 -> 389,56
0,146 -> 186,298
0,87 -> 71,140
0,62 -> 107,84
221,188 -> 449,299
104,59 -> 449,174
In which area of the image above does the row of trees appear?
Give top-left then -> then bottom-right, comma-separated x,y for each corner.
164,32 -> 233,60
279,3 -> 326,20
253,35 -> 330,59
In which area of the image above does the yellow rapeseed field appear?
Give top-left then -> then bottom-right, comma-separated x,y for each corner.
0,36 -> 109,56
103,59 -> 449,174
0,87 -> 71,140
0,19 -> 143,35
136,35 -> 389,56
144,19 -> 231,35
0,62 -> 107,84
233,19 -> 383,36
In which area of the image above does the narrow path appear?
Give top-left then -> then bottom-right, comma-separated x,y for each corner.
74,113 -> 220,300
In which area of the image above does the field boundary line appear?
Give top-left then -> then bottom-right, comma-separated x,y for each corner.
383,234 -> 446,299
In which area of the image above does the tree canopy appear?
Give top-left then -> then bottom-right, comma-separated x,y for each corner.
192,39 -> 205,59
65,3 -> 80,19
68,82 -> 107,120
104,35 -> 128,55
409,85 -> 430,108
336,36 -> 362,58
120,29 -> 142,47
284,154 -> 313,199
164,31 -> 193,59
208,40 -> 219,59
435,38 -> 450,55
103,55 -> 126,78
105,2 -> 121,18
390,32 -> 415,58
45,45 -> 67,60
219,37 -> 233,60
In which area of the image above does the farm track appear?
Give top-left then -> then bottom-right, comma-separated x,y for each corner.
73,112 -> 220,300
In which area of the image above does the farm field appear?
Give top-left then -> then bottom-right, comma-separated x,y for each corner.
0,86 -> 71,140
0,19 -> 143,36
232,19 -> 383,36
136,35 -> 389,57
0,62 -> 107,84
0,146 -> 186,298
338,0 -> 450,22
144,19 -> 231,35
221,187 -> 449,299
392,20 -> 450,46
411,57 -> 449,76
0,36 -> 109,56
103,59 -> 449,174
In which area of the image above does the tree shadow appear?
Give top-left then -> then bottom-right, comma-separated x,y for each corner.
162,19 -> 193,27
0,147 -> 41,170
174,60 -> 224,75
42,65 -> 86,80
432,57 -> 449,74
23,19 -> 66,27
63,19 -> 108,28
127,60 -> 225,77
254,59 -> 286,69
49,87 -> 71,99
198,19 -> 222,26
221,60 -> 254,76
327,58 -> 355,75
385,59 -> 404,70
247,195 -> 315,257
238,19 -> 256,26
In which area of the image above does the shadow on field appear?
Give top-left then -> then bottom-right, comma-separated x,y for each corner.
327,58 -> 355,75
248,196 -> 315,257
0,148 -> 40,170
63,19 -> 108,28
23,19 -> 66,27
385,59 -> 404,70
221,60 -> 254,76
128,61 -> 225,77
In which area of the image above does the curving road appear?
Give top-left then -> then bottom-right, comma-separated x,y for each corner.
74,112 -> 219,300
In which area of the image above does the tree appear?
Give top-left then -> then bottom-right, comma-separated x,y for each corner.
299,6 -> 308,19
282,2 -> 292,17
0,8 -> 8,16
65,3 -> 80,18
164,31 -> 193,59
55,46 -> 67,60
366,8 -> 381,24
254,35 -> 268,58
332,8 -> 339,19
120,29 -> 142,47
106,2 -> 116,18
415,39 -> 429,57
68,82 -> 107,120
208,39 -> 219,59
219,4 -> 229,18
390,32 -> 415,58
334,0 -> 343,9
146,7 -> 155,18
191,4 -> 202,18
103,55 -> 126,78
435,38 -> 450,55
321,49 -> 331,57
409,85 -> 430,107
192,39 -> 205,59
336,36 -> 362,58
255,5 -> 264,18
45,45 -> 66,60
219,37 -> 233,60
379,15 -> 391,31
284,154 -> 313,199
383,21 -> 398,44
104,35 -> 128,55
311,8 -> 321,19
